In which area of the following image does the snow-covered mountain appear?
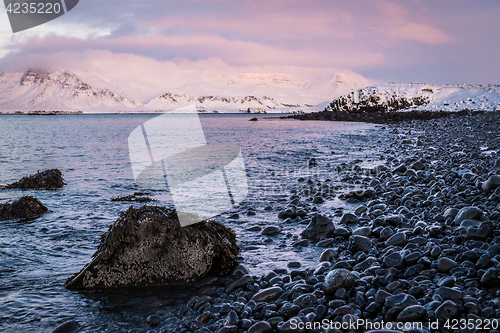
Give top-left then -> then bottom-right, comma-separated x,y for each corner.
0,68 -> 372,113
327,83 -> 500,113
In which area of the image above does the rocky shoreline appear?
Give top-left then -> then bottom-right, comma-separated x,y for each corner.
100,111 -> 499,333
284,109 -> 480,124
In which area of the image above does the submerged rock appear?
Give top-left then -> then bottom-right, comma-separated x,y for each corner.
0,196 -> 48,221
65,205 -> 239,289
3,169 -> 65,190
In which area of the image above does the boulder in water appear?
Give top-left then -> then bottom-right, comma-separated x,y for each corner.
0,196 -> 48,221
4,169 -> 65,190
65,205 -> 239,289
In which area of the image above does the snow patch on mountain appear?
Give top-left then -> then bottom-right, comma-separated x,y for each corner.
326,83 -> 500,113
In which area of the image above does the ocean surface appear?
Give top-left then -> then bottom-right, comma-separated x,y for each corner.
0,113 -> 385,332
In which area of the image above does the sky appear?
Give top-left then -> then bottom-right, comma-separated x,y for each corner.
0,0 -> 498,85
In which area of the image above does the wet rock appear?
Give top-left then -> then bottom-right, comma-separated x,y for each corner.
65,206 -> 239,288
248,321 -> 273,333
393,164 -> 407,173
317,238 -> 334,247
355,206 -> 368,216
323,269 -> 356,295
452,207 -> 483,225
339,213 -> 357,225
0,195 -> 48,221
4,169 -> 65,189
411,161 -> 425,171
226,274 -> 253,294
435,286 -> 462,300
51,320 -> 80,333
319,249 -> 338,262
397,305 -> 426,322
300,214 -> 334,240
216,325 -> 238,333
146,314 -> 161,327
443,208 -> 459,219
385,293 -> 418,308
251,286 -> 283,302
384,252 -> 403,268
231,264 -> 249,278
466,222 -> 491,240
482,175 -> 500,193
385,232 -> 407,247
279,318 -> 306,333
350,235 -> 372,253
110,194 -> 156,202
480,268 -> 500,287
437,257 -> 458,273
261,226 -> 281,236
435,300 -> 457,321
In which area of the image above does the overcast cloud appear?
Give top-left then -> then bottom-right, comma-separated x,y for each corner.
0,0 -> 498,84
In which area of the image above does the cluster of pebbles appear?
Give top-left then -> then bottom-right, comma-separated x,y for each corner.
129,112 -> 500,333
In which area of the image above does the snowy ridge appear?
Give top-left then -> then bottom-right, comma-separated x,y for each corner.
327,83 -> 500,113
0,68 -> 372,113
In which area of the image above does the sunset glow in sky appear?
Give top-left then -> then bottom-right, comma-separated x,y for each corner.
0,0 -> 498,84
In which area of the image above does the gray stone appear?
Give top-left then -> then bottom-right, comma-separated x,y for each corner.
385,232 -> 407,247
301,214 -> 334,240
452,207 -> 483,225
443,208 -> 459,219
226,274 -> 253,294
384,252 -> 403,268
385,293 -> 418,308
466,222 -> 491,240
350,235 -> 372,253
435,300 -> 457,322
319,249 -> 338,262
323,269 -> 356,295
248,321 -> 272,333
216,325 -> 238,333
482,175 -> 500,193
411,161 -> 425,171
385,214 -> 404,226
437,257 -> 458,273
146,314 -> 161,327
317,238 -> 334,247
353,256 -> 378,271
251,286 -> 283,302
355,206 -> 368,216
480,268 -> 500,287
51,320 -> 80,333
397,305 -> 426,322
435,286 -> 462,300
339,213 -> 357,224
393,164 -> 407,173
261,226 -> 281,236
278,318 -> 306,333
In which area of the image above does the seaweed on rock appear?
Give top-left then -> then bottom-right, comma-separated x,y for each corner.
3,169 -> 65,190
65,205 -> 239,289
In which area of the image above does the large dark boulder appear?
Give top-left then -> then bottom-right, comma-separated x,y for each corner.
4,169 -> 65,190
0,196 -> 48,221
65,206 -> 239,289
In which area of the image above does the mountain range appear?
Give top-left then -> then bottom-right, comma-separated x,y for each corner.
0,69 -> 372,113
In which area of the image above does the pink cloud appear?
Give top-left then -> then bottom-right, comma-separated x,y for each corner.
391,23 -> 453,44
